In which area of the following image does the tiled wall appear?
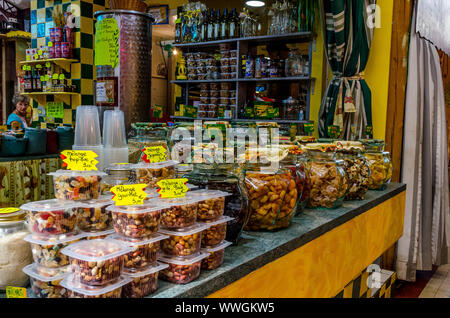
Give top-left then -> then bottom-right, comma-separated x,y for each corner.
30,0 -> 107,127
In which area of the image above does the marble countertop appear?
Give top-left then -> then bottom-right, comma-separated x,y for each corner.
0,183 -> 405,298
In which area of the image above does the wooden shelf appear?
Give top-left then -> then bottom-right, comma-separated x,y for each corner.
20,58 -> 79,72
22,92 -> 79,96
170,116 -> 311,124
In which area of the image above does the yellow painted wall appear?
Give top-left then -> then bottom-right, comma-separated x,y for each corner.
310,0 -> 394,139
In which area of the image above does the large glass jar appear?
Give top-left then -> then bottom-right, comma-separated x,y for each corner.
360,140 -> 393,190
102,163 -> 134,195
128,123 -> 170,163
304,144 -> 348,208
335,141 -> 371,200
0,208 -> 32,290
183,163 -> 250,245
244,163 -> 298,231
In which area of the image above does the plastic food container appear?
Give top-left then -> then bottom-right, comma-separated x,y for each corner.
21,199 -> 79,235
229,50 -> 237,58
219,97 -> 229,105
107,203 -> 164,238
76,196 -> 114,232
198,111 -> 207,118
122,262 -> 169,298
220,82 -> 232,90
210,83 -> 220,90
157,196 -> 203,229
198,103 -> 209,111
210,96 -> 219,104
206,111 -> 217,118
200,90 -> 209,97
221,73 -> 234,79
196,66 -> 207,74
220,65 -> 232,73
199,216 -> 233,247
219,90 -> 229,98
199,97 -> 209,104
205,58 -> 216,66
159,223 -> 208,257
158,252 -> 209,284
106,232 -> 168,271
23,263 -> 70,298
229,90 -> 236,98
60,274 -> 132,298
190,190 -> 230,221
61,239 -> 133,286
49,170 -> 106,201
187,74 -> 197,80
201,240 -> 232,270
200,83 -> 209,90
210,90 -> 220,98
220,50 -> 231,58
186,59 -> 196,67
220,58 -> 230,66
133,160 -> 177,189
197,73 -> 207,80
82,228 -> 115,240
24,231 -> 87,267
209,104 -> 218,111
228,98 -> 236,105
207,65 -> 218,72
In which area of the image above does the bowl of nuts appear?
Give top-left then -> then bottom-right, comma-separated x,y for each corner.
61,239 -> 133,286
159,223 -> 208,257
106,232 -> 169,272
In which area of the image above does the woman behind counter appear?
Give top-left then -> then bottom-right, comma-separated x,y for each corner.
7,94 -> 31,130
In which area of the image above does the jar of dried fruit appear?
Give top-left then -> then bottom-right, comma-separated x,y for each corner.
183,163 -> 249,245
304,143 -> 348,209
360,139 -> 393,190
128,123 -> 170,163
334,141 -> 371,200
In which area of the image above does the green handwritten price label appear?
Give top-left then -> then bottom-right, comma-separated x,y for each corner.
60,150 -> 98,171
304,123 -> 315,133
59,74 -> 65,80
38,50 -> 43,55
45,75 -> 50,81
48,41 -> 53,47
45,62 -> 51,68
27,65 -> 32,71
40,76 -> 45,81
327,125 -> 341,139
111,184 -> 148,205
26,55 -> 31,61
53,74 -> 59,80
36,64 -> 42,69
0,207 -> 19,214
22,65 -> 27,71
94,18 -> 120,69
34,54 -> 39,60
157,178 -> 189,199
141,146 -> 167,163
6,286 -> 27,298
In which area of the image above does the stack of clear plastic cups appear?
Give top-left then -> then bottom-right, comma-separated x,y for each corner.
102,109 -> 129,168
60,238 -> 133,298
73,106 -> 104,170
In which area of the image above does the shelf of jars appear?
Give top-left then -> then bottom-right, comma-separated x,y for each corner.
170,116 -> 312,124
20,58 -> 78,73
172,76 -> 313,84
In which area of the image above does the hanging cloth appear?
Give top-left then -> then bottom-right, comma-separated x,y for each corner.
318,0 -> 375,140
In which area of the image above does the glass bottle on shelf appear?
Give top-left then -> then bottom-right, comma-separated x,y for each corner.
175,7 -> 182,43
200,11 -> 207,42
214,9 -> 221,40
229,8 -> 239,38
220,8 -> 229,40
207,10 -> 214,41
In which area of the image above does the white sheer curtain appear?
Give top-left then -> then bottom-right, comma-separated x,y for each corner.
396,1 -> 450,282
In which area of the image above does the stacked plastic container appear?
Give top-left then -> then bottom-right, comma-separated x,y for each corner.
155,190 -> 233,284
102,110 -> 129,168
105,202 -> 170,297
72,106 -> 104,171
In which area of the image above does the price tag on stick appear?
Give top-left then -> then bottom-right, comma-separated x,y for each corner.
6,286 -> 27,298
141,146 -> 167,163
110,184 -> 148,206
157,178 -> 189,199
60,150 -> 98,171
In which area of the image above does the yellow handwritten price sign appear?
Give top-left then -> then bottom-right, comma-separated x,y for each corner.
6,286 -> 27,298
141,146 -> 167,163
111,184 -> 148,205
60,150 -> 98,171
157,178 -> 189,199
0,207 -> 19,214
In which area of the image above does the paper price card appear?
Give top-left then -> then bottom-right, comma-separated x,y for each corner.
60,150 -> 98,171
141,146 -> 167,163
157,178 -> 189,199
94,18 -> 120,69
328,125 -> 341,139
304,123 -> 315,133
6,286 -> 27,298
111,184 -> 148,205
0,207 -> 19,214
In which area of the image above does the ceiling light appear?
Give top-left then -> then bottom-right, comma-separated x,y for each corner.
245,0 -> 265,8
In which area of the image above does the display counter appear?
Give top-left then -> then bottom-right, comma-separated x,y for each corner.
152,183 -> 406,298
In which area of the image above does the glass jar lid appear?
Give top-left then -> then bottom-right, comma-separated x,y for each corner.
0,207 -> 26,223
303,143 -> 337,153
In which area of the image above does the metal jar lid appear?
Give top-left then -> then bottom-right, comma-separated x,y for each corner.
0,207 -> 26,223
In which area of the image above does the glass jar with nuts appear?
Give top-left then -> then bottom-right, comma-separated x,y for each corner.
304,144 -> 348,208
360,139 -> 393,191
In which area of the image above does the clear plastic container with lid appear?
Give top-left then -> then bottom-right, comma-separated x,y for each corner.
188,190 -> 231,221
21,199 -> 79,235
24,230 -> 87,268
201,240 -> 232,270
156,195 -> 202,229
106,232 -> 168,271
60,274 -> 132,298
121,261 -> 169,298
48,170 -> 107,201
107,203 -> 165,238
61,239 -> 133,286
82,228 -> 115,240
23,263 -> 70,298
198,216 -> 234,247
76,196 -> 114,232
159,223 -> 208,257
158,252 -> 209,284
132,160 -> 177,189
